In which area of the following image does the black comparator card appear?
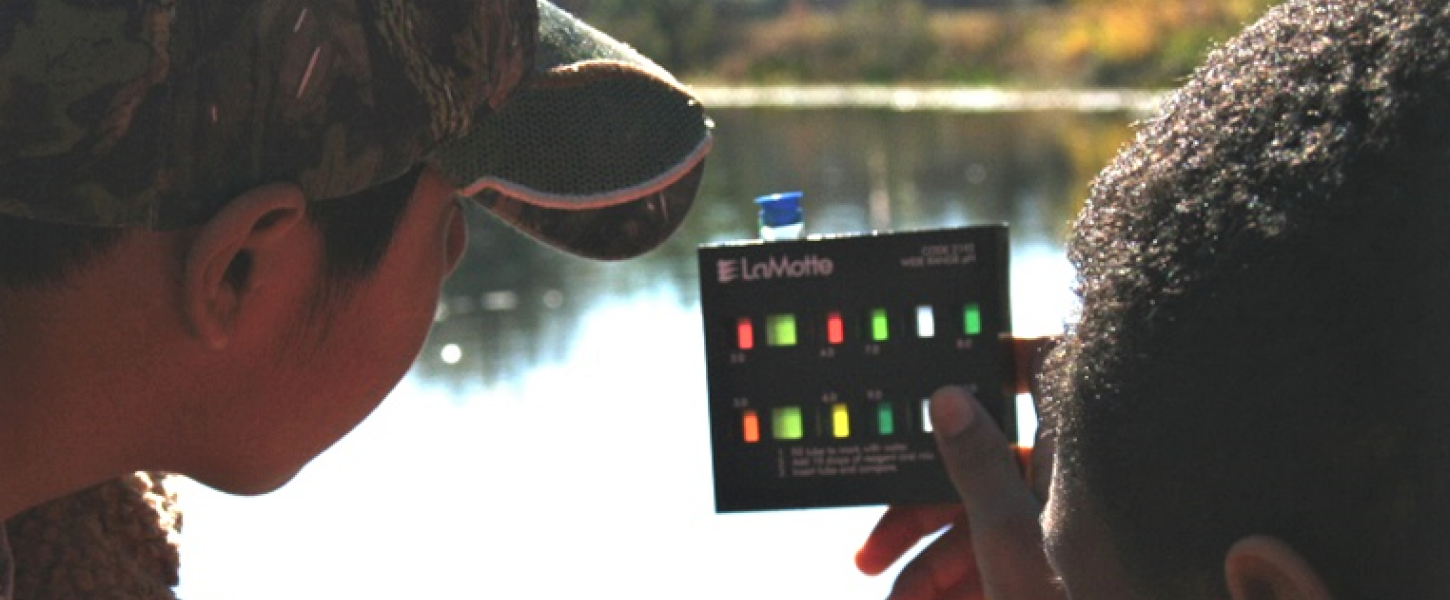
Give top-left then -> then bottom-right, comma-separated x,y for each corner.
698,226 -> 1014,512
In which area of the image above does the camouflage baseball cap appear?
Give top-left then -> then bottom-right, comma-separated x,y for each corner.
0,0 -> 712,260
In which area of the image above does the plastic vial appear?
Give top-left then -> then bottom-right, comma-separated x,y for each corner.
755,191 -> 804,241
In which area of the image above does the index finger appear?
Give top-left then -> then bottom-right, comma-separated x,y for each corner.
855,504 -> 966,576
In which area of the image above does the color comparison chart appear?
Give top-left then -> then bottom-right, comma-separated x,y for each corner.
698,226 -> 1014,512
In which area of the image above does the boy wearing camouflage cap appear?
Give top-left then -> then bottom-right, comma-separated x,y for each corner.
0,1 -> 711,596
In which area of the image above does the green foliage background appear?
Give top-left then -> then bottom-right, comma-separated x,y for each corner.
554,0 -> 1279,87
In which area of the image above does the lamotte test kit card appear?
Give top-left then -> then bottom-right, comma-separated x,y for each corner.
698,226 -> 1014,512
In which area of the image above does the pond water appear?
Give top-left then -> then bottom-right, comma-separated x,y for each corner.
174,107 -> 1138,600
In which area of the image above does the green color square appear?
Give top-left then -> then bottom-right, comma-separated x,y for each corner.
964,303 -> 982,335
766,313 -> 797,346
772,406 -> 803,440
876,403 -> 895,435
870,308 -> 890,341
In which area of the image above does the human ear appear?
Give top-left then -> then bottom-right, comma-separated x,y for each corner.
183,182 -> 307,349
1224,535 -> 1335,600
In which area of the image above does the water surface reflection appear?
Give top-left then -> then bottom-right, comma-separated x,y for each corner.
417,109 -> 1130,387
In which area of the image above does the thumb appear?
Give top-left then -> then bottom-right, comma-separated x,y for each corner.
929,385 -> 1040,524
931,385 -> 1061,600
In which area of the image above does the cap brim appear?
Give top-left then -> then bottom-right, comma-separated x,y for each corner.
433,0 -> 713,260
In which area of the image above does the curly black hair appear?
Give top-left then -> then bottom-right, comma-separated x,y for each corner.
1040,1 -> 1450,598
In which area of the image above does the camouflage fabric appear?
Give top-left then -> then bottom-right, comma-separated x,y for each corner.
0,1 -> 711,258
0,0 -> 533,228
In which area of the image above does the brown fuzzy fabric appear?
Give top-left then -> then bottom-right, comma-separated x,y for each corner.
5,473 -> 181,600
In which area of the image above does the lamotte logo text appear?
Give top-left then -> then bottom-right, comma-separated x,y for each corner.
717,255 -> 834,283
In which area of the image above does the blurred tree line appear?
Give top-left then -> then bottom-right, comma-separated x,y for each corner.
554,0 -> 1277,87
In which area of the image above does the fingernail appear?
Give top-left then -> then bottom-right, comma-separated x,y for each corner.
931,386 -> 975,436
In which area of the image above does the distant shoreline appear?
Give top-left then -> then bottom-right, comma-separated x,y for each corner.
689,85 -> 1167,113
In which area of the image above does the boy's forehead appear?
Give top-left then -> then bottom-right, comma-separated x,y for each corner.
0,0 -> 535,228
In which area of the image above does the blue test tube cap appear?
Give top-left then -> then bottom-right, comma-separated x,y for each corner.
754,191 -> 804,227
